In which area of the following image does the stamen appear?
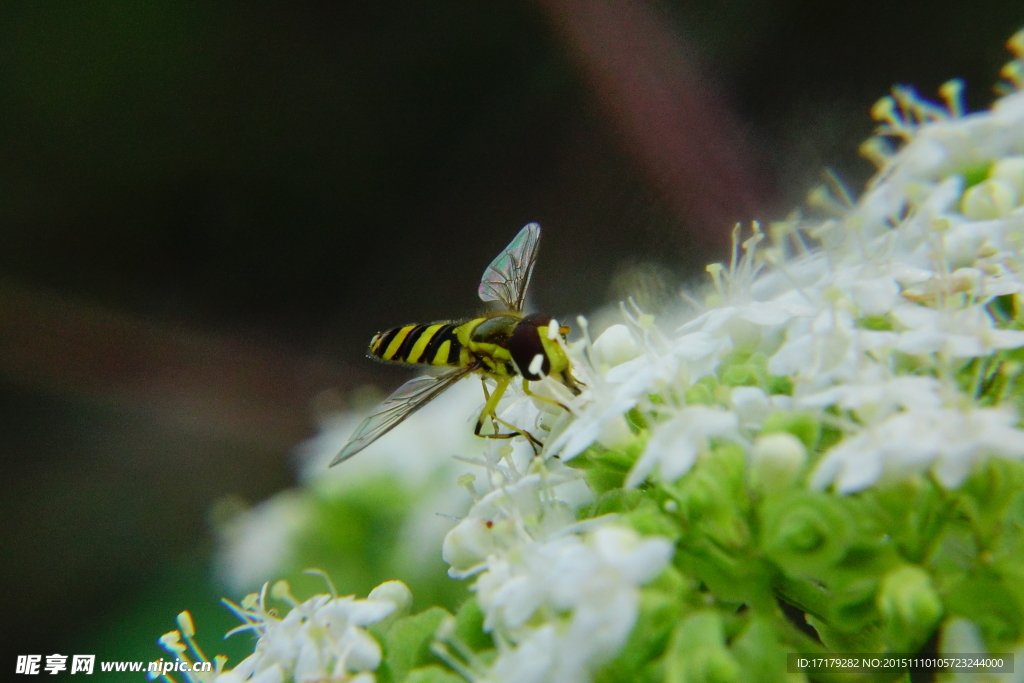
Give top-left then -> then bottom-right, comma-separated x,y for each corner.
303,569 -> 338,599
705,263 -> 725,297
1008,28 -> 1024,59
270,580 -> 299,607
457,473 -> 479,499
807,184 -> 848,217
859,137 -> 894,170
939,79 -> 965,117
176,612 -> 195,639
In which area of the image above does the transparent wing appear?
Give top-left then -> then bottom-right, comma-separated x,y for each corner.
478,222 -> 541,312
329,368 -> 473,466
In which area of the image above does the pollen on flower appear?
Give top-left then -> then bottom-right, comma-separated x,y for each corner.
155,578 -> 406,683
997,29 -> 1024,92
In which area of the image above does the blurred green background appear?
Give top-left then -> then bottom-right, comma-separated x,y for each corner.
1,0 -> 1021,678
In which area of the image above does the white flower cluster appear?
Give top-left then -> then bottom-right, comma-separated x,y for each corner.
155,578 -> 411,683
439,441 -> 673,683
550,30 -> 1024,495
187,31 -> 1024,683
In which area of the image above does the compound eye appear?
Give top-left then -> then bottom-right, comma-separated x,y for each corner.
508,322 -> 550,380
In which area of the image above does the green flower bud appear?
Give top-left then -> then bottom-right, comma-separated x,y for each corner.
749,432 -> 807,493
878,565 -> 943,644
761,412 -> 821,451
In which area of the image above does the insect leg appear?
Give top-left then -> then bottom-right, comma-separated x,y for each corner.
474,377 -> 543,453
475,376 -> 511,438
492,414 -> 544,453
479,377 -> 504,434
522,379 -> 570,412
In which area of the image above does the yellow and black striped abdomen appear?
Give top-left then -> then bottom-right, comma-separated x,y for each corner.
369,322 -> 464,367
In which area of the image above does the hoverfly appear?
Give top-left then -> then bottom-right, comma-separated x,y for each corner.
329,223 -> 581,466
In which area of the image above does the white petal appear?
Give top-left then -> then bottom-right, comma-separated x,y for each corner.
731,386 -> 770,428
487,626 -> 558,683
366,581 -> 412,619
249,664 -> 285,683
345,599 -> 396,627
653,435 -> 699,483
986,328 -> 1024,350
442,518 -> 495,574
346,628 -> 383,671
850,277 -> 900,316
835,445 -> 885,494
592,324 -> 639,369
593,526 -> 673,585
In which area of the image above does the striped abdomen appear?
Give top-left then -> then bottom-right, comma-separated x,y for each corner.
369,322 -> 464,367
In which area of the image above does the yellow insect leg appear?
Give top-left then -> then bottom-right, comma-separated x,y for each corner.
475,376 -> 509,437
474,377 -> 543,451
522,379 -> 571,413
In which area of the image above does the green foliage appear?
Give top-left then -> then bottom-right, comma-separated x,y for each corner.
568,438 -> 646,494
577,449 -> 1024,682
857,315 -> 894,331
961,162 -> 994,189
376,607 -> 451,683
663,612 -> 741,683
452,597 -> 493,652
401,666 -> 467,683
597,568 -> 690,683
718,351 -> 770,389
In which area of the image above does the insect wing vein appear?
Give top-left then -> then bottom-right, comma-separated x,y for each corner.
329,368 -> 472,466
477,222 -> 540,312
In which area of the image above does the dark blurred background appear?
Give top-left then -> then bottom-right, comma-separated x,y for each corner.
1,0 -> 1021,674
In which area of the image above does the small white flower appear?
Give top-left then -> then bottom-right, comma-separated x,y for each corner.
442,471 -> 580,578
443,439 -> 673,683
769,308 -> 897,390
626,405 -> 741,487
590,323 -> 640,370
476,525 -> 673,683
796,374 -> 943,424
810,406 -> 1024,493
157,580 -> 403,683
550,320 -> 676,460
678,298 -> 817,339
731,386 -> 772,430
848,276 -> 902,316
219,581 -> 399,683
893,302 -> 1024,358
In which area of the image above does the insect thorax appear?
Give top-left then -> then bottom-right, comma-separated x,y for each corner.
460,314 -> 520,376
